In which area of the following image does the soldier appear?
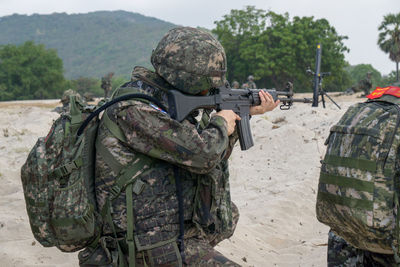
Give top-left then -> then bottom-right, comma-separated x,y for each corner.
316,86 -> 400,266
358,72 -> 373,96
52,89 -> 83,113
231,80 -> 240,89
78,27 -> 279,266
247,75 -> 257,89
101,72 -> 114,98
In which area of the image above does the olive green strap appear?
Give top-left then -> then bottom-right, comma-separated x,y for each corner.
51,203 -> 94,227
51,157 -> 83,179
109,155 -> 151,200
103,110 -> 127,143
100,200 -> 127,267
96,138 -> 124,175
69,95 -> 84,137
317,191 -> 373,210
126,183 -> 136,267
324,154 -> 377,172
319,172 -> 374,193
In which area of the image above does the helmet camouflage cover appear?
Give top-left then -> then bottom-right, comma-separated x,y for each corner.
151,27 -> 227,95
60,89 -> 83,104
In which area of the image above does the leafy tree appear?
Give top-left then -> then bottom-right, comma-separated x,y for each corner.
112,75 -> 129,91
66,75 -> 129,98
378,13 -> 400,82
212,6 -> 351,92
0,11 -> 176,79
68,77 -> 101,96
382,71 -> 400,86
0,41 -> 66,100
346,64 -> 382,89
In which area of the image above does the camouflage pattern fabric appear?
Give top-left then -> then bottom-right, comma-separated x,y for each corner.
151,27 -> 226,95
53,89 -> 84,114
231,81 -> 239,89
21,95 -> 101,252
79,204 -> 240,266
327,230 -> 397,267
247,75 -> 257,89
90,67 -> 239,265
317,95 -> 400,255
247,81 -> 257,89
358,73 -> 372,96
101,72 -> 114,98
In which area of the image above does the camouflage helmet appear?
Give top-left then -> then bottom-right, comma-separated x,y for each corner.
248,75 -> 254,81
60,89 -> 81,104
151,27 -> 227,95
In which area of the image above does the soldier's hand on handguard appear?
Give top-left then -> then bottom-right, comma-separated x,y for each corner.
214,110 -> 241,136
250,90 -> 280,115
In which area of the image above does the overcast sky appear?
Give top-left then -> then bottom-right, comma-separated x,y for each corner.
0,0 -> 399,75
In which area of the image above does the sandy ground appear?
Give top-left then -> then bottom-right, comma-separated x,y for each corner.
0,92 -> 365,266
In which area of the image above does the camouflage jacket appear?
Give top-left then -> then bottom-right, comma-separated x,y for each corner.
95,67 -> 238,251
247,81 -> 257,89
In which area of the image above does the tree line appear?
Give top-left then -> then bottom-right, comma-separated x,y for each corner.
0,7 -> 399,101
212,6 -> 399,92
0,41 -> 127,101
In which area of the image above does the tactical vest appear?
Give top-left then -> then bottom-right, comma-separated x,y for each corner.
316,91 -> 400,256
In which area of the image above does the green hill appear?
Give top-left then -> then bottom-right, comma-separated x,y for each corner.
0,11 -> 177,79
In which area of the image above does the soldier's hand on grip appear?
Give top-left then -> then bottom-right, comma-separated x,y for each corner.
214,110 -> 241,136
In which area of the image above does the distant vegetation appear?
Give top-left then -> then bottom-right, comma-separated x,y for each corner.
212,6 -> 351,92
0,11 -> 176,79
0,41 -> 66,100
377,12 -> 400,82
0,9 -> 398,101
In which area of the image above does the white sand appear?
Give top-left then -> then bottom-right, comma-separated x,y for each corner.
0,93 -> 364,266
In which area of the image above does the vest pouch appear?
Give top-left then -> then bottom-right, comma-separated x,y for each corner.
51,168 -> 100,252
78,236 -> 119,266
127,236 -> 182,267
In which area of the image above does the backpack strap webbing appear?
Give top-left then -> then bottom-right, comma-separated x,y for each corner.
102,110 -> 127,143
77,93 -> 167,137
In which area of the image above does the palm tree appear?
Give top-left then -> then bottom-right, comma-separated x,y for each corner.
378,13 -> 400,82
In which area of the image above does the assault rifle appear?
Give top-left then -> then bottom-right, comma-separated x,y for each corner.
168,82 -> 312,151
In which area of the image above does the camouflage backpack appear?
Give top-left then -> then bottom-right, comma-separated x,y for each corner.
21,95 -> 101,252
316,91 -> 400,256
21,91 -> 166,253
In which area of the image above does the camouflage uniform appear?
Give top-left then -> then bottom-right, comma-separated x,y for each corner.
231,81 -> 239,89
102,72 -> 114,98
79,27 -> 241,266
358,72 -> 372,96
328,231 -> 396,266
317,93 -> 400,266
247,75 -> 257,89
53,89 -> 83,113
